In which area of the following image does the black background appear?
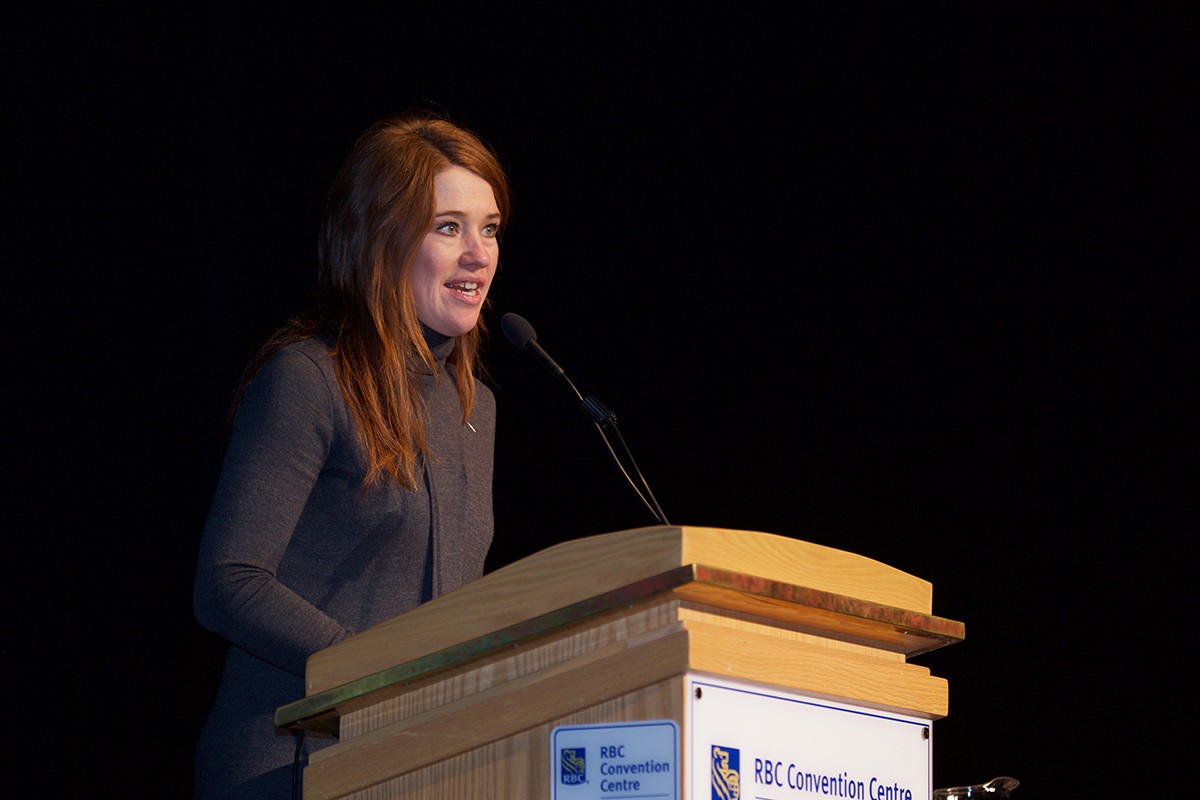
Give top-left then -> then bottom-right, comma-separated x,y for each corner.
11,2 -> 1191,795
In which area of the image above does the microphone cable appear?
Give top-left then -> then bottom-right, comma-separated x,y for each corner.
501,312 -> 669,526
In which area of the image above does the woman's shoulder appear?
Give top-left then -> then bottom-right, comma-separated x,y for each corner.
473,375 -> 496,405
228,335 -> 342,441
248,335 -> 338,401
473,374 -> 496,397
263,335 -> 336,373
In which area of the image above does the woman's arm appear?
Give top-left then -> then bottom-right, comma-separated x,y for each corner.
193,347 -> 350,676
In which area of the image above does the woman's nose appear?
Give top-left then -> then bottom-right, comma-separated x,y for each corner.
460,233 -> 493,268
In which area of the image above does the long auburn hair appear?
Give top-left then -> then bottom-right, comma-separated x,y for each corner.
231,112 -> 512,490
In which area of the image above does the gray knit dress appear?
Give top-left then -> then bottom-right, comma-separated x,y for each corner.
193,329 -> 495,799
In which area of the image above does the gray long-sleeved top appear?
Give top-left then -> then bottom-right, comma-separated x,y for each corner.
193,330 -> 494,798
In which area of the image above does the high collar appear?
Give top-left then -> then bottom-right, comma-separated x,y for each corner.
422,325 -> 456,368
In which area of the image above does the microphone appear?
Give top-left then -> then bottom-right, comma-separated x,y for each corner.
500,313 -> 575,396
501,312 -> 670,526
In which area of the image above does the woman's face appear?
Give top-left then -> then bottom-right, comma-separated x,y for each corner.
411,165 -> 501,337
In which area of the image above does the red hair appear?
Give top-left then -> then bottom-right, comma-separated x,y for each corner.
235,112 -> 512,489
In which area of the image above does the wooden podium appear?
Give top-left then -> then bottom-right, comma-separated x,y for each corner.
276,526 -> 964,799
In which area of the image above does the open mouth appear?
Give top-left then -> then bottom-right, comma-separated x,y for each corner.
445,280 -> 481,298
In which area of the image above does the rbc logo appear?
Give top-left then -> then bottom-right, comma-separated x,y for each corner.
711,745 -> 740,800
560,747 -> 586,785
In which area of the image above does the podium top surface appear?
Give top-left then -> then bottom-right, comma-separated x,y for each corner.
293,527 -> 954,708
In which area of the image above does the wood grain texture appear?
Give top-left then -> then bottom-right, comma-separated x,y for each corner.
304,619 -> 945,798
339,599 -> 685,739
682,619 -> 948,718
319,678 -> 688,800
291,528 -> 958,798
304,635 -> 691,799
305,526 -> 933,695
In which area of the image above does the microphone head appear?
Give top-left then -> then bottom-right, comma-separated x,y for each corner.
501,313 -> 537,350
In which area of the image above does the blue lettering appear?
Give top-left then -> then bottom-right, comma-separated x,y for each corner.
601,778 -> 641,792
755,759 -> 781,786
870,777 -> 913,800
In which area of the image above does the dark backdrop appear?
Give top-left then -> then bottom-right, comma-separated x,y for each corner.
11,2 -> 1189,795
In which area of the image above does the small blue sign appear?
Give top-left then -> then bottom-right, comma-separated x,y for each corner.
551,720 -> 679,799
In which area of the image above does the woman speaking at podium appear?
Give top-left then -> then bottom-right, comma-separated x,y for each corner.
192,111 -> 512,799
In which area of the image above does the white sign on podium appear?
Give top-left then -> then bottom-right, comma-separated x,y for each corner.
689,675 -> 931,800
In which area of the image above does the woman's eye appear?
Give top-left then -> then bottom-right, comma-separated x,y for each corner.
482,223 -> 500,238
436,221 -> 460,235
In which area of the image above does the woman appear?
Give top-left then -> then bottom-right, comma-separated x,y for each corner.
193,111 -> 512,799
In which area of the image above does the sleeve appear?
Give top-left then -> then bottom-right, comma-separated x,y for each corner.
193,346 -> 351,676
